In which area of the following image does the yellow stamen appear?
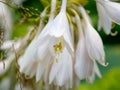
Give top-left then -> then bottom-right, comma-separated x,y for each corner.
53,37 -> 63,62
53,42 -> 63,53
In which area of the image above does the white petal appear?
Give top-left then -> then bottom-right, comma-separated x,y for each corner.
0,2 -> 12,40
63,28 -> 74,53
49,61 -> 61,84
75,13 -> 94,81
49,12 -> 69,37
37,36 -> 53,61
94,61 -> 102,78
104,1 -> 120,24
49,48 -> 73,87
36,51 -> 52,82
84,25 -> 105,65
37,21 -> 53,41
96,2 -> 112,34
57,48 -> 72,87
18,39 -> 38,76
97,0 -> 120,25
75,35 -> 94,81
24,61 -> 38,78
36,62 -> 44,82
80,7 -> 105,65
19,56 -> 38,78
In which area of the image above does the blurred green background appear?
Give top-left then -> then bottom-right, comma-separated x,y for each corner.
10,0 -> 120,90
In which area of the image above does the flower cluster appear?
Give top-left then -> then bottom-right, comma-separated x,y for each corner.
0,0 -> 120,90
18,0 -> 120,89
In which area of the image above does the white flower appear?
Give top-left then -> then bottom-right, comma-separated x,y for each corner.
19,0 -> 74,87
36,0 -> 74,87
49,47 -> 73,88
18,0 -> 57,80
96,0 -> 120,34
75,13 -> 101,83
48,10 -> 74,54
18,38 -> 39,78
18,15 -> 55,79
80,7 -> 105,66
0,0 -> 12,40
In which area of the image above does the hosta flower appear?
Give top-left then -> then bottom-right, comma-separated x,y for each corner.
18,10 -> 56,79
49,47 -> 73,88
18,0 -> 74,88
75,12 -> 101,83
96,0 -> 120,34
18,0 -> 56,79
36,0 -> 73,87
0,0 -> 12,40
18,39 -> 39,78
80,7 -> 105,66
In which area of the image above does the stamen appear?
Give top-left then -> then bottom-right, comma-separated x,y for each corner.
53,37 -> 63,62
53,42 -> 63,53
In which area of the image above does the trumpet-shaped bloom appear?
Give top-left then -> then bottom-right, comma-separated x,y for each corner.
49,11 -> 74,53
75,13 -> 101,83
18,0 -> 56,79
96,0 -> 120,34
49,47 -> 73,88
19,0 -> 73,88
36,0 -> 74,87
18,17 -> 54,78
18,39 -> 39,78
80,7 -> 105,66
75,37 -> 101,82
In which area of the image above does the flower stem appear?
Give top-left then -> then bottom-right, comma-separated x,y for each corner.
49,0 -> 56,22
61,0 -> 67,12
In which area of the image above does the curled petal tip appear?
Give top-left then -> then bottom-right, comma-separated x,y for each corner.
110,31 -> 118,36
101,62 -> 109,67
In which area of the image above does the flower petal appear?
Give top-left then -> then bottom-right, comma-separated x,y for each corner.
49,12 -> 69,37
105,1 -> 120,24
18,39 -> 38,76
96,2 -> 112,34
75,34 -> 94,81
49,48 -> 73,87
80,7 -> 105,65
36,51 -> 52,82
97,0 -> 120,25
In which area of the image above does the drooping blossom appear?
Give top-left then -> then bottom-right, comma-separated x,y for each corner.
80,7 -> 105,66
36,0 -> 74,87
96,0 -> 120,34
18,0 -> 57,80
49,47 -> 73,88
75,6 -> 105,83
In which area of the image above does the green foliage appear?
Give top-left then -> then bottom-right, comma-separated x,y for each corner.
78,68 -> 120,90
